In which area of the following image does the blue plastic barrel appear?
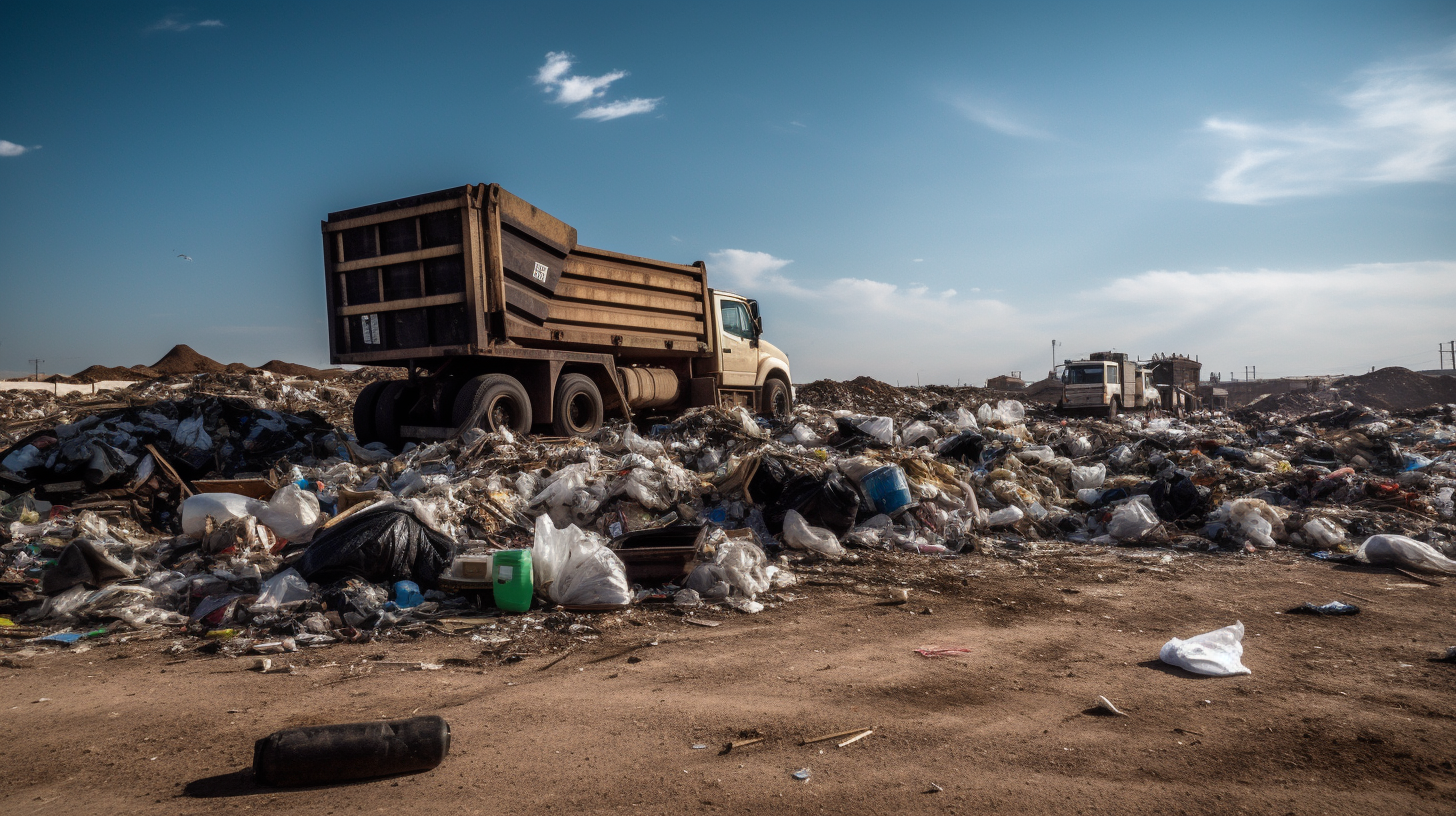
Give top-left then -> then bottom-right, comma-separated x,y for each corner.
861,466 -> 915,515
393,580 -> 424,609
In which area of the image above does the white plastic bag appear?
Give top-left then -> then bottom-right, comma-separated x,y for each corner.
256,484 -> 323,543
782,509 -> 846,558
1016,445 -> 1055,464
530,514 -> 631,606
1355,534 -> 1456,574
855,416 -> 894,445
986,506 -> 1024,527
901,421 -> 939,447
1108,497 -> 1160,541
250,568 -> 312,611
996,400 -> 1026,424
1301,518 -> 1347,549
1076,488 -> 1104,505
181,492 -> 264,537
790,424 -> 827,447
1070,464 -> 1107,490
1159,621 -> 1251,676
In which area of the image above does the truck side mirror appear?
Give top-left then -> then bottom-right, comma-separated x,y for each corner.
747,300 -> 763,337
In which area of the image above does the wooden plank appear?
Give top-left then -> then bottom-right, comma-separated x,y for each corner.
337,293 -> 465,317
323,197 -> 468,233
553,280 -> 704,315
503,280 -> 551,323
545,302 -> 706,336
563,258 -> 704,296
574,244 -> 704,276
333,244 -> 462,274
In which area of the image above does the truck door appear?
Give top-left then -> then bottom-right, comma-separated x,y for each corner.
1120,364 -> 1136,407
715,295 -> 758,387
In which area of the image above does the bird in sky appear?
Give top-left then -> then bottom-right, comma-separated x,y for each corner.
177,254 -> 192,261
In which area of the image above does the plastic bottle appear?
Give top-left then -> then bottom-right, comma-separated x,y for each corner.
253,716 -> 451,787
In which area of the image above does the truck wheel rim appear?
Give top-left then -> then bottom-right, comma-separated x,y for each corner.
772,388 -> 789,416
487,396 -> 518,431
565,392 -> 595,433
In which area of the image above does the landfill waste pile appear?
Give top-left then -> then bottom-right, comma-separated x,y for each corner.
3,368 -> 1455,663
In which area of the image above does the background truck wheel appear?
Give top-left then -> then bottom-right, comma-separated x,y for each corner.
352,381 -> 389,445
552,373 -> 603,437
373,381 -> 413,450
452,374 -> 533,435
1107,398 -> 1120,420
762,377 -> 791,419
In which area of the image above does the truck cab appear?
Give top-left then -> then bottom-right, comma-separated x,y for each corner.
1058,352 -> 1158,417
706,290 -> 793,417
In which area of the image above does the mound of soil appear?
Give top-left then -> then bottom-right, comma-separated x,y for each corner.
1330,367 -> 1456,411
148,344 -> 228,376
66,365 -> 155,384
259,359 -> 322,377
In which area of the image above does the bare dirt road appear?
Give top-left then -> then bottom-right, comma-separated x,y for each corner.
3,550 -> 1454,815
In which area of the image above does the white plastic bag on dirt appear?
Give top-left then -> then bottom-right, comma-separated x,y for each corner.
731,406 -> 768,440
1355,534 -> 1456,574
1016,445 -> 1054,464
1227,498 -> 1282,548
174,414 -> 213,454
855,416 -> 894,445
952,407 -> 979,431
997,400 -> 1026,424
622,424 -> 667,456
530,463 -> 591,510
901,421 -> 939,447
1108,497 -> 1160,541
782,509 -> 846,558
1159,621 -> 1251,677
1107,444 -> 1136,469
1301,518 -> 1348,550
256,484 -> 323,543
1066,436 -> 1093,457
250,568 -> 312,611
1070,464 -> 1107,490
530,514 -> 631,606
181,493 -> 265,537
1076,488 -> 1104,505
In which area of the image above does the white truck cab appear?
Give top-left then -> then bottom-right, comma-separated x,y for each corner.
1059,352 -> 1158,417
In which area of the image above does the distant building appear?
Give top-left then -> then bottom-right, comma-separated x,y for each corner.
1148,354 -> 1201,394
987,373 -> 1025,391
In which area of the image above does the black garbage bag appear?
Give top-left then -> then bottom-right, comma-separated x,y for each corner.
747,456 -> 791,506
767,471 -> 860,537
1147,475 -> 1205,521
297,507 -> 453,589
41,539 -> 133,595
937,431 -> 985,464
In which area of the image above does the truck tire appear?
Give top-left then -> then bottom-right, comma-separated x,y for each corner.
452,374 -> 533,436
374,381 -> 412,450
552,374 -> 603,437
352,381 -> 389,445
761,377 -> 791,419
1107,398 -> 1120,420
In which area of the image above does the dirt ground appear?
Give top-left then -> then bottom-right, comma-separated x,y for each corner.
3,550 -> 1454,815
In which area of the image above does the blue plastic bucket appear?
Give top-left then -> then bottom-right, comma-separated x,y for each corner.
861,465 -> 915,515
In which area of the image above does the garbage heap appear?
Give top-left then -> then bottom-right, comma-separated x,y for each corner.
2,373 -> 1454,656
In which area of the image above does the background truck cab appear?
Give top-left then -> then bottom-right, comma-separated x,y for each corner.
1058,351 -> 1158,417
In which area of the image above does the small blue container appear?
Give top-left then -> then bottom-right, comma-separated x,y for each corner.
393,580 -> 424,609
861,465 -> 915,515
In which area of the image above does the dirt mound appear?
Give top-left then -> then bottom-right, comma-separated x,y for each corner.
67,365 -> 154,384
1330,367 -> 1456,411
797,376 -> 908,411
148,344 -> 227,376
259,359 -> 322,377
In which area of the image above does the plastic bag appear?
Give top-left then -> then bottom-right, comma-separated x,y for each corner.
772,471 -> 860,537
181,492 -> 264,537
530,514 -> 631,606
1076,488 -> 1104,505
730,406 -> 768,440
1107,445 -> 1136,469
986,506 -> 1024,527
257,484 -> 323,543
1066,436 -> 1093,457
1108,497 -> 1160,541
781,509 -> 846,558
250,568 -> 313,611
1301,518 -> 1348,550
1355,534 -> 1456,574
996,400 -> 1025,424
1159,621 -> 1251,676
855,416 -> 895,445
937,431 -> 985,464
791,424 -> 827,447
40,539 -> 134,595
296,506 -> 454,588
901,421 -> 939,447
1016,445 -> 1054,464
1070,464 -> 1107,490
952,407 -> 979,431
622,423 -> 667,456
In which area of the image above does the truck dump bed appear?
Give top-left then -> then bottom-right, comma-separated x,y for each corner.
322,184 -> 710,367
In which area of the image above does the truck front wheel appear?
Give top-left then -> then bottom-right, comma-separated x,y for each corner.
453,374 -> 533,436
552,374 -> 603,437
762,377 -> 791,419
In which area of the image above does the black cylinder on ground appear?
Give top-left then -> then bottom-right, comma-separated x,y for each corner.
252,716 -> 450,787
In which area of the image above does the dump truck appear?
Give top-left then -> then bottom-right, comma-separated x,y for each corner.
1057,352 -> 1158,417
320,184 -> 793,447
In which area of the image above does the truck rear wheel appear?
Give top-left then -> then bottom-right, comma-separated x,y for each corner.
452,374 -> 533,436
762,377 -> 791,419
374,381 -> 413,450
352,381 -> 389,445
552,374 -> 603,437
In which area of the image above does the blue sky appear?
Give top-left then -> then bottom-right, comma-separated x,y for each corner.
3,2 -> 1455,384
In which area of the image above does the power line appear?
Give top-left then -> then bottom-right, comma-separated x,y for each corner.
28,358 -> 44,382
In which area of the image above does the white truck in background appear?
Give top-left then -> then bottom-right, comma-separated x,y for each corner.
1058,352 -> 1159,418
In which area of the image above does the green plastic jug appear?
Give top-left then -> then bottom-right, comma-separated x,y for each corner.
492,550 -> 533,612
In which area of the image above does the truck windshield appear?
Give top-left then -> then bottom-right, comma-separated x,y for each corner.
1062,364 -> 1105,385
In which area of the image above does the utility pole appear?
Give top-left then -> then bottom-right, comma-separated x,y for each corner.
1051,339 -> 1059,375
28,359 -> 43,382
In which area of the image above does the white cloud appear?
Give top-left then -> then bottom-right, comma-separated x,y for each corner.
534,51 -> 660,120
949,97 -> 1053,139
578,98 -> 661,121
1206,45 -> 1456,204
0,140 -> 29,157
148,16 -> 224,32
708,249 -> 802,293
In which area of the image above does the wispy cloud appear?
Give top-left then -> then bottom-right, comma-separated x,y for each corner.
1205,45 -> 1456,204
534,51 -> 660,120
948,97 -> 1053,139
0,140 -> 34,157
148,16 -> 225,32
